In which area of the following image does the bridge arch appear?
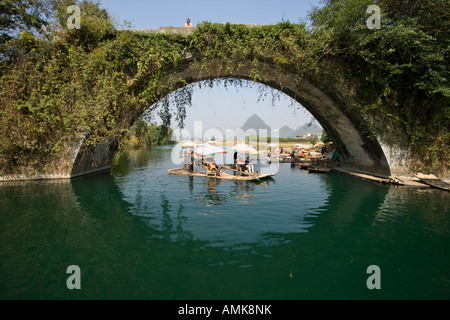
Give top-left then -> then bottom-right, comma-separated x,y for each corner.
71,55 -> 397,178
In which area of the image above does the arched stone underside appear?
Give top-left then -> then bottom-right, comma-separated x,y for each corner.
71,58 -> 408,179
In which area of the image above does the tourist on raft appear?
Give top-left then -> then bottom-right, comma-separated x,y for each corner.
245,156 -> 255,173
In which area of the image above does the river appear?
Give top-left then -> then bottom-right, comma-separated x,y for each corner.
0,146 -> 448,299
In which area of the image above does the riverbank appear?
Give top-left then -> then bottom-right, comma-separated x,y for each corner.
0,166 -> 112,182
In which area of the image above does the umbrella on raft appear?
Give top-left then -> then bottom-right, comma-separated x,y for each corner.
292,143 -> 312,149
194,145 -> 227,156
231,143 -> 258,154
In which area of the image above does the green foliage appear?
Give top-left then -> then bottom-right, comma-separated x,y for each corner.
0,1 -> 131,174
309,136 -> 318,146
309,0 -> 449,171
0,0 -> 52,44
53,0 -> 117,50
321,131 -> 332,144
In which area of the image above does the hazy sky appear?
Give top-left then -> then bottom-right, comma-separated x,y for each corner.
163,81 -> 318,135
98,0 -> 323,134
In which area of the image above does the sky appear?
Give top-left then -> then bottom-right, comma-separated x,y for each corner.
97,0 -> 324,136
102,0 -> 322,30
162,82 -> 318,137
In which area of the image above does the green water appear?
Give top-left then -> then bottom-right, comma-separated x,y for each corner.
0,146 -> 449,299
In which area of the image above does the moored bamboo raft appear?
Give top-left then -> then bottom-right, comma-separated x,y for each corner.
415,173 -> 450,191
168,168 -> 275,181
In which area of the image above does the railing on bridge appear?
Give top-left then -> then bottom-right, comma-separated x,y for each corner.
119,24 -> 266,35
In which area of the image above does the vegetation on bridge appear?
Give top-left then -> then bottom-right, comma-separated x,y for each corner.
0,0 -> 448,176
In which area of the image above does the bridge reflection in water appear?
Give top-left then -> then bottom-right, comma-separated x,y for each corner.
0,146 -> 448,299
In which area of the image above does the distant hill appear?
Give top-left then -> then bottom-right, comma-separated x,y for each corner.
293,122 -> 322,136
239,114 -> 322,138
279,125 -> 295,138
279,123 -> 323,138
240,114 -> 272,134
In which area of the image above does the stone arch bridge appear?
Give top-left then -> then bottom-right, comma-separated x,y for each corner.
9,25 -> 415,181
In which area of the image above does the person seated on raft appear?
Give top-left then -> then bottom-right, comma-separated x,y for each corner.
208,161 -> 230,177
207,161 -> 220,176
236,158 -> 246,172
245,156 -> 255,173
203,159 -> 212,172
203,157 -> 216,170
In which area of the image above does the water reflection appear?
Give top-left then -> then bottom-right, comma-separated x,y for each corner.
0,175 -> 144,299
193,178 -> 228,206
190,177 -> 277,207
112,148 -> 321,246
229,180 -> 259,204
374,186 -> 450,235
1,146 -> 449,299
112,146 -> 173,177
312,171 -> 390,234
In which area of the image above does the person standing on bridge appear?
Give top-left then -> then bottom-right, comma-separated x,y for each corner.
185,18 -> 193,27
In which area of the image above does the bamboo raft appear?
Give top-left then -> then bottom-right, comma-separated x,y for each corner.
307,166 -> 332,173
415,173 -> 450,191
267,158 -> 308,163
168,168 -> 276,181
